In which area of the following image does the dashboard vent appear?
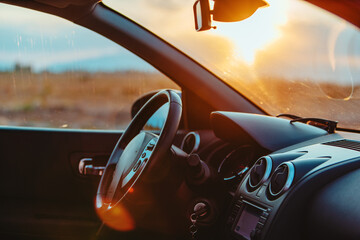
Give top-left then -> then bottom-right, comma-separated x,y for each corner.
268,162 -> 295,199
248,156 -> 272,191
181,132 -> 200,154
323,139 -> 360,152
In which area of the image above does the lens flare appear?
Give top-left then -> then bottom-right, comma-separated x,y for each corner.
96,199 -> 135,231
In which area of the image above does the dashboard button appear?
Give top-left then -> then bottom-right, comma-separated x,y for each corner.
256,222 -> 264,230
258,216 -> 267,224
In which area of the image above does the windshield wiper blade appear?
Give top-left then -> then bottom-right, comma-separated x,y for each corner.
276,114 -> 300,120
277,114 -> 338,133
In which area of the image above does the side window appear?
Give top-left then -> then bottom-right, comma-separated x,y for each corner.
0,4 -> 179,130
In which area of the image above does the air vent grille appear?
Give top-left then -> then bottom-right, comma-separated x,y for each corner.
248,156 -> 272,191
268,162 -> 295,198
323,140 -> 360,152
181,132 -> 200,154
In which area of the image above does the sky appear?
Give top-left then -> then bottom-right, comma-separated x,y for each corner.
0,3 -> 154,72
0,0 -> 359,84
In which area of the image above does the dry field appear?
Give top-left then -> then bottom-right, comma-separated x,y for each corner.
0,71 -> 179,129
0,70 -> 359,130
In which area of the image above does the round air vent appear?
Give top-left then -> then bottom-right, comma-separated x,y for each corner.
248,156 -> 272,191
268,162 -> 295,198
181,132 -> 200,154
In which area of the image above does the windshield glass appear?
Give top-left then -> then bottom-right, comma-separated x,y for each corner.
105,0 -> 360,130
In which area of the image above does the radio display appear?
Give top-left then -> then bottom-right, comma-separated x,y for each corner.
234,203 -> 264,239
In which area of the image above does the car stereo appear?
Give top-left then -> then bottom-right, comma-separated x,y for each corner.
228,199 -> 271,240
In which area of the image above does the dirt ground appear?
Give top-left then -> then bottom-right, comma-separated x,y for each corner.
0,71 -> 179,129
0,70 -> 359,130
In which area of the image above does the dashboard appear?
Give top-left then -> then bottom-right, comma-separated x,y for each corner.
181,111 -> 360,240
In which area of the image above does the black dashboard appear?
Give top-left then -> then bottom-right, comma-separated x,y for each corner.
182,111 -> 360,240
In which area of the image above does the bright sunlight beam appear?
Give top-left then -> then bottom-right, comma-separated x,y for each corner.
213,0 -> 288,65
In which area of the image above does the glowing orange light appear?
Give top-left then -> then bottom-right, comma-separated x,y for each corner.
96,199 -> 135,231
128,187 -> 134,193
215,0 -> 287,65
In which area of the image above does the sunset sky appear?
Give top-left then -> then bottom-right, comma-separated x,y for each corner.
0,0 -> 359,85
105,0 -> 359,84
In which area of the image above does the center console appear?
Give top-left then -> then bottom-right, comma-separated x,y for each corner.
228,198 -> 271,240
224,143 -> 355,240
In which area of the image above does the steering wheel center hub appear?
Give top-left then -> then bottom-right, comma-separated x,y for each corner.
119,134 -> 157,188
105,132 -> 158,205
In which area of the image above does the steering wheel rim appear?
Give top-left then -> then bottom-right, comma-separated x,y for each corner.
95,89 -> 182,230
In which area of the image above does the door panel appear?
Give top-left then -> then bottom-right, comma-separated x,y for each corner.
0,127 -> 122,239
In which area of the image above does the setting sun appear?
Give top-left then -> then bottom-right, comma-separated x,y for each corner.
213,0 -> 287,65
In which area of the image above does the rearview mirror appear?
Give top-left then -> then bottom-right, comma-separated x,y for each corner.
193,0 -> 212,31
193,0 -> 269,31
212,0 -> 268,22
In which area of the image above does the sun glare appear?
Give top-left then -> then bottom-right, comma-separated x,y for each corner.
214,0 -> 288,65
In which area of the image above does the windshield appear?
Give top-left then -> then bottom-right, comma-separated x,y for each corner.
105,0 -> 360,130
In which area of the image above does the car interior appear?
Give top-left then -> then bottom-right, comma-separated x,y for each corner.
0,0 -> 360,240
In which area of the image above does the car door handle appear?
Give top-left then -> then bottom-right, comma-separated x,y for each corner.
79,158 -> 106,176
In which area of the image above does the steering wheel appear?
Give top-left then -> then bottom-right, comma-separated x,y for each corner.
95,90 -> 182,231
